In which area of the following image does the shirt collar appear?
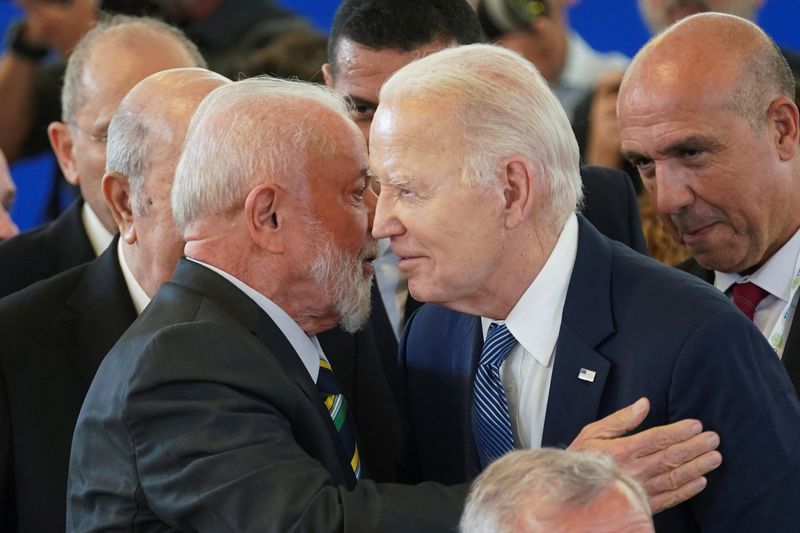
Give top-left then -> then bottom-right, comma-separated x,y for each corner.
714,227 -> 800,303
117,239 -> 151,315
81,202 -> 114,257
481,213 -> 579,367
188,258 -> 321,382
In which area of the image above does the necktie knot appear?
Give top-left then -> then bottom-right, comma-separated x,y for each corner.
732,282 -> 769,321
480,323 -> 517,368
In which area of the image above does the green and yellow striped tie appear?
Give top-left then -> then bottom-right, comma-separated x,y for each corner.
317,356 -> 361,479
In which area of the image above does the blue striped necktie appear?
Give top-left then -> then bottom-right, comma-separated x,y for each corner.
473,322 -> 518,469
317,356 -> 361,480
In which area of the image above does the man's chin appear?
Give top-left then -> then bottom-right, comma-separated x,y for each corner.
339,308 -> 370,334
691,246 -> 752,274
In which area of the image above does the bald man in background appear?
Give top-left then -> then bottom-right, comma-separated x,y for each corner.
0,67 -> 229,533
618,13 -> 800,396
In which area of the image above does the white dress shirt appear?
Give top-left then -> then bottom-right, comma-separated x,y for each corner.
81,202 -> 114,257
117,239 -> 151,315
190,259 -> 324,383
480,214 -> 579,448
714,227 -> 800,357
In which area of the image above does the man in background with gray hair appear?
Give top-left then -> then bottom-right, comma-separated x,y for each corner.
0,15 -> 205,298
0,66 -> 228,533
460,449 -> 654,533
371,43 -> 800,530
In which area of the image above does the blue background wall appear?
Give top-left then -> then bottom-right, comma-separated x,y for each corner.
3,0 -> 799,230
278,0 -> 800,55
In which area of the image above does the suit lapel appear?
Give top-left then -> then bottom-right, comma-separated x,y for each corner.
542,218 -> 615,447
171,259 -> 357,486
48,199 -> 96,274
61,238 -> 137,386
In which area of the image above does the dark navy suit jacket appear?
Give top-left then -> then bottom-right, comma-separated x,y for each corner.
399,217 -> 800,532
679,257 -> 800,397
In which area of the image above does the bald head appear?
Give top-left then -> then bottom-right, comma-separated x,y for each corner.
623,13 -> 793,132
104,67 -> 230,299
108,68 -> 230,211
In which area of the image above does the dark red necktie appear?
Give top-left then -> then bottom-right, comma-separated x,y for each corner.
731,282 -> 769,321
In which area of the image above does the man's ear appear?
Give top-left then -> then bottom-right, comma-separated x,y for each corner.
322,63 -> 334,89
502,156 -> 536,229
244,183 -> 285,253
769,96 -> 799,162
102,172 -> 135,243
48,121 -> 80,186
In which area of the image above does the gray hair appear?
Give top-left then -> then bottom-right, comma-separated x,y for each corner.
171,76 -> 360,234
460,449 -> 652,533
379,43 -> 583,228
61,14 -> 206,124
105,106 -> 149,213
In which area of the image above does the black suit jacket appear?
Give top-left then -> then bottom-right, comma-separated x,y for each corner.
372,165 -> 647,398
679,257 -> 800,396
68,259 -> 465,532
0,238 -> 136,533
0,246 -> 399,532
0,198 -> 95,298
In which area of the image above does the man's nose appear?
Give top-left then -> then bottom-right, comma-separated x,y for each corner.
651,165 -> 695,216
371,191 -> 404,240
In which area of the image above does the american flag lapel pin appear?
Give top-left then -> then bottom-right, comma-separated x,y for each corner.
578,368 -> 596,383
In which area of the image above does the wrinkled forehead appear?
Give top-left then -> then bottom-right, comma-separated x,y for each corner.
620,47 -> 742,117
372,97 -> 464,152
